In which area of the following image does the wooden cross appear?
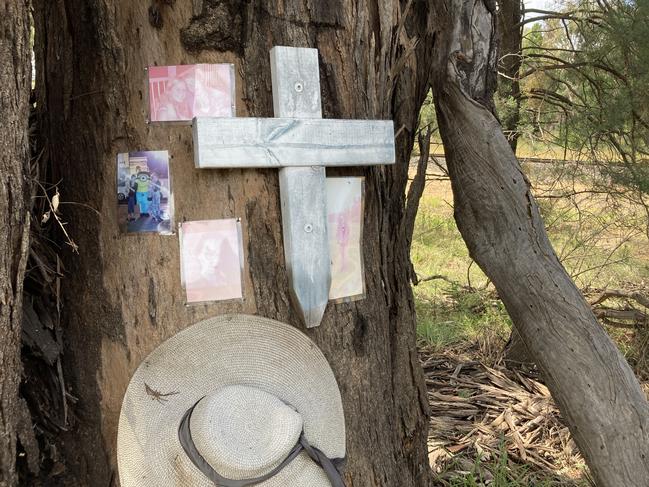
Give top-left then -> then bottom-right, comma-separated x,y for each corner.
193,46 -> 395,328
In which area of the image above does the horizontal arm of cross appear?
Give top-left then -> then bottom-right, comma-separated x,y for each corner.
193,117 -> 395,169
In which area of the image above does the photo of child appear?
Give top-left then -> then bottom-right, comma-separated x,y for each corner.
326,177 -> 365,301
179,219 -> 244,303
147,64 -> 235,123
116,151 -> 173,235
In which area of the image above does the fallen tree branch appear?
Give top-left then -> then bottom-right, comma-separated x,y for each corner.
584,288 -> 649,329
595,308 -> 648,327
417,274 -> 466,287
589,289 -> 649,309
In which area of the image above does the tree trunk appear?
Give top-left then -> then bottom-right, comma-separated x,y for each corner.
34,1 -> 434,485
497,0 -> 533,363
502,327 -> 533,365
431,1 -> 649,485
497,0 -> 523,152
0,1 -> 31,485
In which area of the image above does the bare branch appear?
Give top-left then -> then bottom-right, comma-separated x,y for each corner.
590,289 -> 649,309
405,126 -> 432,285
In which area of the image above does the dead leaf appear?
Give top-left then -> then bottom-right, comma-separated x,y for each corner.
52,191 -> 60,213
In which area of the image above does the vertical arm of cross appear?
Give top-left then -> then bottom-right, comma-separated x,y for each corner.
270,46 -> 330,328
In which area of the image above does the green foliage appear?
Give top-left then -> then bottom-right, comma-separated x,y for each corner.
415,285 -> 511,352
412,191 -> 512,350
414,90 -> 438,155
494,86 -> 520,138
516,1 -> 649,181
562,1 -> 649,161
607,162 -> 649,194
419,90 -> 437,130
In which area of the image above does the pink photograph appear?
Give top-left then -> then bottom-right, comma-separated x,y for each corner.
326,178 -> 365,301
179,219 -> 244,304
147,64 -> 235,122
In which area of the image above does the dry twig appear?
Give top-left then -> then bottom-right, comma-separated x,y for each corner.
421,346 -> 586,483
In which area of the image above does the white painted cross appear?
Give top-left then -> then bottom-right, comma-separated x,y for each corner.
193,46 -> 395,328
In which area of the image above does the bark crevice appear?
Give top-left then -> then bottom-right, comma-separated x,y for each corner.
0,0 -> 32,483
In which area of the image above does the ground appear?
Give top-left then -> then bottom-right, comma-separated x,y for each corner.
412,153 -> 649,486
421,344 -> 589,486
116,200 -> 172,234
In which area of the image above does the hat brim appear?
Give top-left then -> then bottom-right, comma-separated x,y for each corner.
117,314 -> 346,486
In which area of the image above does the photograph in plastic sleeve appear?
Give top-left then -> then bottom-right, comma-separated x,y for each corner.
147,64 -> 235,122
179,219 -> 244,304
117,150 -> 173,235
326,177 -> 365,302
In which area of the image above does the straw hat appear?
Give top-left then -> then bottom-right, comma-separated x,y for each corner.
117,314 -> 346,486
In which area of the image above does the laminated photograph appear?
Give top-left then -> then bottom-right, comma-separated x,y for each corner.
116,150 -> 173,235
179,219 -> 244,304
326,177 -> 365,302
147,64 -> 235,123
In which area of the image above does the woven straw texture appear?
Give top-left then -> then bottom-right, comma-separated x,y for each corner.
191,385 -> 304,478
117,314 -> 346,486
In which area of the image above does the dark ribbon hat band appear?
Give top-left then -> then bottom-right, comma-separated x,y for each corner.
178,399 -> 347,487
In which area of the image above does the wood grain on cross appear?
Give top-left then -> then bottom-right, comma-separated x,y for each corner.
193,46 -> 395,327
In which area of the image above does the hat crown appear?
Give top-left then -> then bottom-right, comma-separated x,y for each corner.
190,385 -> 304,480
117,314 -> 346,487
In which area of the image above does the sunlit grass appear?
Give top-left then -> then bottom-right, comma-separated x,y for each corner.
420,134 -> 621,163
411,187 -> 511,352
433,440 -> 590,486
411,170 -> 649,350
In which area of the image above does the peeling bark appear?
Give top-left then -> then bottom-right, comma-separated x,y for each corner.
0,0 -> 31,484
431,1 -> 649,485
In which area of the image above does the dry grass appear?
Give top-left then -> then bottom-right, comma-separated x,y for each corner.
423,136 -> 620,163
421,344 -> 591,486
412,158 -> 649,486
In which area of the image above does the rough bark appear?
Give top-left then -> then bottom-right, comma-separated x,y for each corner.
0,1 -> 31,485
34,1 -> 434,485
431,1 -> 649,485
503,327 -> 533,365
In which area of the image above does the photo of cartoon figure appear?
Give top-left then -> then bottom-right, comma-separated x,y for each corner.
147,64 -> 235,123
117,151 -> 173,235
326,177 -> 365,301
179,219 -> 244,303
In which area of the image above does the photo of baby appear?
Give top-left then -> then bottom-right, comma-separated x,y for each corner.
326,177 -> 365,301
179,219 -> 244,303
147,64 -> 235,123
116,150 -> 173,235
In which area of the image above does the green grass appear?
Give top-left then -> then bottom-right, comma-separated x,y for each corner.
433,440 -> 590,487
411,173 -> 649,351
413,166 -> 647,486
415,288 -> 511,352
411,190 -> 512,351
419,134 -> 603,162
